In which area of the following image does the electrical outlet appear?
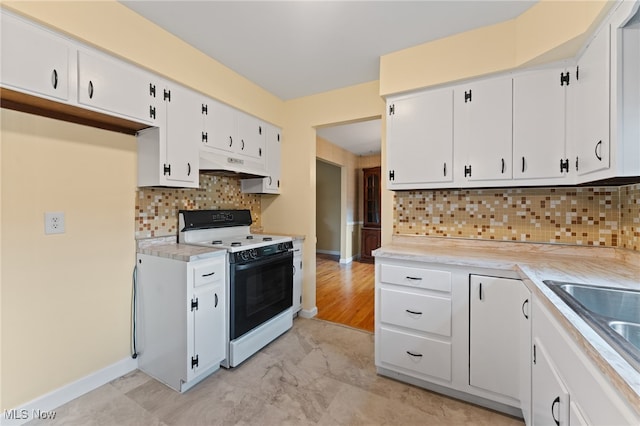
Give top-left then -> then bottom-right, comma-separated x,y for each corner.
45,212 -> 65,235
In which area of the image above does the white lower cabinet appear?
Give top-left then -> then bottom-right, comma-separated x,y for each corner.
469,275 -> 531,424
532,338 -> 570,426
378,327 -> 452,381
136,252 -> 227,392
375,257 -> 529,418
292,239 -> 303,315
532,295 -> 639,426
375,260 -> 453,384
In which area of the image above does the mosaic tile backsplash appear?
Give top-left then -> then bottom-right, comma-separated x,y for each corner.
394,183 -> 640,251
135,174 -> 262,238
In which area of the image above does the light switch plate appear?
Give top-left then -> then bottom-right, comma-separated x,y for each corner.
45,212 -> 65,234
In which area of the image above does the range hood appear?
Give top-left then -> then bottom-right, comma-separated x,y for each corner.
199,150 -> 268,179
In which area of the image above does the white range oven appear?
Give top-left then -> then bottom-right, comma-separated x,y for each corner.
178,209 -> 293,367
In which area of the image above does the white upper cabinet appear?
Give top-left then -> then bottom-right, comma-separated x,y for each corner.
200,99 -> 267,176
513,67 -> 569,181
237,112 -> 266,161
386,88 -> 454,188
454,76 -> 513,182
77,50 -> 159,125
569,23 -> 611,177
241,124 -> 282,194
0,12 -> 70,101
202,99 -> 236,154
137,84 -> 200,188
163,84 -> 200,185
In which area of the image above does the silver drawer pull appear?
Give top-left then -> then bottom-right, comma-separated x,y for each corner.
405,309 -> 422,315
406,351 -> 423,358
405,276 -> 422,281
202,272 -> 215,277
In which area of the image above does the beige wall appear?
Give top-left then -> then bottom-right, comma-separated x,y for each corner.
262,82 -> 384,311
315,159 -> 341,254
379,0 -> 613,96
316,137 -> 382,262
1,109 -> 137,409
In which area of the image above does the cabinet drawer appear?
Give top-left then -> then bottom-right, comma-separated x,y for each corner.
379,327 -> 451,381
380,264 -> 451,292
193,258 -> 225,287
380,288 -> 451,336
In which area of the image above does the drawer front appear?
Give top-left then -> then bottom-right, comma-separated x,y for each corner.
380,264 -> 451,292
380,288 -> 451,336
193,258 -> 225,287
379,327 -> 451,381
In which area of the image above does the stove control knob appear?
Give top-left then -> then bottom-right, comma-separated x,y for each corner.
239,251 -> 250,261
249,249 -> 258,259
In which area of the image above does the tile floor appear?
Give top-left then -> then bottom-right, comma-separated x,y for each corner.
28,318 -> 523,425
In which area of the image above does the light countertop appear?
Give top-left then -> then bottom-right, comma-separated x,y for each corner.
374,235 -> 640,416
136,236 -> 225,262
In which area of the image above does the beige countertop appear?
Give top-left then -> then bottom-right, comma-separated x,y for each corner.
374,235 -> 640,416
136,236 -> 226,262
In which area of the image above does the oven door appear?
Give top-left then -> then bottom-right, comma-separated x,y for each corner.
229,251 -> 293,340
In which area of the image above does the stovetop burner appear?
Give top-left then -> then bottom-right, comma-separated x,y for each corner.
178,209 -> 292,252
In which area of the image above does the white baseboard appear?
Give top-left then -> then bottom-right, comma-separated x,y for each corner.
339,256 -> 355,264
298,306 -> 318,318
1,356 -> 138,426
316,249 -> 339,256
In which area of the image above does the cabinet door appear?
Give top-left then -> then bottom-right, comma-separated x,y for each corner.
292,250 -> 302,314
469,275 -> 529,400
513,68 -> 568,180
386,88 -> 453,186
532,339 -> 570,426
237,112 -> 266,161
163,85 -> 200,185
571,24 -> 611,176
455,77 -> 512,181
1,12 -> 69,101
78,50 -> 158,124
191,281 -> 226,378
265,125 -> 282,191
202,99 -> 236,153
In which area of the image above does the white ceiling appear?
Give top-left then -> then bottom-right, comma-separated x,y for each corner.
120,0 -> 537,155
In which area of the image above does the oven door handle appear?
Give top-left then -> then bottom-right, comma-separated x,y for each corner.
232,252 -> 293,271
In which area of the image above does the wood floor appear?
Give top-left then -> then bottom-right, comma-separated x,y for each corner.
315,254 -> 375,332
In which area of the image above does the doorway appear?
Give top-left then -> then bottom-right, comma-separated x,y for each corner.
314,118 -> 381,332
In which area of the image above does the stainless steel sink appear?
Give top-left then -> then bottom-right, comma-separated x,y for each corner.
543,280 -> 640,372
